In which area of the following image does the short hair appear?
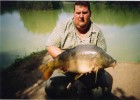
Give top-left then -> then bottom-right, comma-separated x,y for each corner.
74,1 -> 91,12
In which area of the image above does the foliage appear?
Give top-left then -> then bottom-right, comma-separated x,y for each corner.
1,1 -> 63,14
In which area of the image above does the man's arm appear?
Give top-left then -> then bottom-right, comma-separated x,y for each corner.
40,20 -> 67,80
46,22 -> 65,58
40,46 -> 62,80
47,46 -> 62,58
46,19 -> 69,58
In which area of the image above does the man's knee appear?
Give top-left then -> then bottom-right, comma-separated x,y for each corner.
45,76 -> 70,99
104,71 -> 113,92
96,70 -> 113,95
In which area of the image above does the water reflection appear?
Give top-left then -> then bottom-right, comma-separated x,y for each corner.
90,3 -> 140,26
19,9 -> 61,34
0,2 -> 140,69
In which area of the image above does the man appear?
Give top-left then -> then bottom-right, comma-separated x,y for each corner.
44,1 -> 112,99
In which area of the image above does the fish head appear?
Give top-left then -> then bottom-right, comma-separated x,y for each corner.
94,52 -> 117,69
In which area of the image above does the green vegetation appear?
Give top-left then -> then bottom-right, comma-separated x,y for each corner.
1,50 -> 47,98
91,1 -> 140,26
19,9 -> 60,34
1,1 -> 63,14
4,50 -> 47,71
17,1 -> 62,10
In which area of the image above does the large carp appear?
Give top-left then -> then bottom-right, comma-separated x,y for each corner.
39,45 -> 116,80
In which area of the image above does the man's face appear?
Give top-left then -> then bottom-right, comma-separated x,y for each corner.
73,5 -> 91,30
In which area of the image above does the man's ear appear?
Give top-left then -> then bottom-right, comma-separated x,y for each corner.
90,11 -> 92,17
73,6 -> 75,14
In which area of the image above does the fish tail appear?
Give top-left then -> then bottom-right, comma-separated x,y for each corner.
39,60 -> 58,80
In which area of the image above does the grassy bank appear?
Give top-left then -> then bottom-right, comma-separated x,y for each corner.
1,50 -> 47,99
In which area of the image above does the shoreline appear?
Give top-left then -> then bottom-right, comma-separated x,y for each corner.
106,62 -> 140,100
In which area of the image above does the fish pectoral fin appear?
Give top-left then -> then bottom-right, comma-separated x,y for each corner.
94,67 -> 99,84
74,74 -> 83,80
92,66 -> 99,72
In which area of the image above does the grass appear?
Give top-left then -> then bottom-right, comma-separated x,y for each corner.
1,50 -> 47,99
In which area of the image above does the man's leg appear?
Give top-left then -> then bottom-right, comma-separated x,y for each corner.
68,79 -> 90,99
42,53 -> 77,99
97,69 -> 113,94
45,69 -> 91,99
77,69 -> 113,98
45,69 -> 75,99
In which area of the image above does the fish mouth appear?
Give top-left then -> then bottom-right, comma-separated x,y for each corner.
111,60 -> 117,68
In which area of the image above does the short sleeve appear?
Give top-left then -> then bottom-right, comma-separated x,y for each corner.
96,30 -> 107,51
46,22 -> 66,48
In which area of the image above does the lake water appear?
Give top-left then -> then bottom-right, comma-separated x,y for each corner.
1,2 -> 140,69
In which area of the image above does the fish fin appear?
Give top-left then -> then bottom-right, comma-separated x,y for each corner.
38,63 -> 53,80
66,82 -> 72,89
75,74 -> 83,80
39,59 -> 59,80
39,59 -> 60,72
39,63 -> 49,72
95,67 -> 99,84
112,60 -> 117,69
39,60 -> 53,72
